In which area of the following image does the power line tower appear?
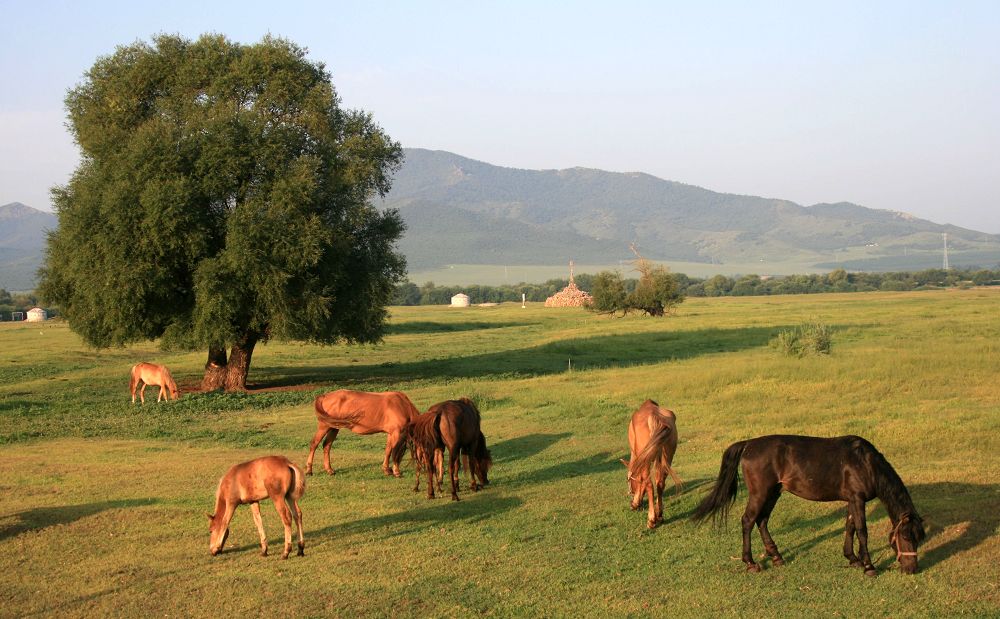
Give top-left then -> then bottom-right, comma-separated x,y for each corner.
942,233 -> 949,270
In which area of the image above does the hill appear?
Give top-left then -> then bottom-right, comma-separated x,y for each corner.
0,202 -> 56,290
384,149 -> 1000,273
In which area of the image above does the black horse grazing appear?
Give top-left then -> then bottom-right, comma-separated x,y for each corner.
693,435 -> 925,576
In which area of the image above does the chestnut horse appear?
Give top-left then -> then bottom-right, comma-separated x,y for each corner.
411,398 -> 492,501
129,362 -> 179,404
621,399 -> 682,529
305,390 -> 420,477
693,435 -> 926,575
207,455 -> 305,559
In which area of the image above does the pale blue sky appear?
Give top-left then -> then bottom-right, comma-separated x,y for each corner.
2,1 -> 998,231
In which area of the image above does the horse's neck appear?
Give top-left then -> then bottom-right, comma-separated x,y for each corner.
874,470 -> 915,521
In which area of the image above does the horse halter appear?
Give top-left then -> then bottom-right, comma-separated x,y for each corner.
890,516 -> 918,562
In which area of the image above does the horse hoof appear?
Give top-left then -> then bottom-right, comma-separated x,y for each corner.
772,557 -> 785,567
305,470 -> 313,477
848,560 -> 864,568
281,554 -> 289,560
747,563 -> 762,573
260,548 -> 268,557
297,546 -> 305,557
864,568 -> 877,577
647,521 -> 657,529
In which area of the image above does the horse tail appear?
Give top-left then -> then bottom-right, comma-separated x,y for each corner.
692,440 -> 748,523
287,461 -> 306,501
129,364 -> 139,395
629,421 -> 676,488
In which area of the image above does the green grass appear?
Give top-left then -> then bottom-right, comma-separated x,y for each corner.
1,290 -> 998,617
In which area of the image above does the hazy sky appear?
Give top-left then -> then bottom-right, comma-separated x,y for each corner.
2,1 -> 998,232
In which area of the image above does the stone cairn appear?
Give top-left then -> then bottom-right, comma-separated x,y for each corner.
544,261 -> 593,308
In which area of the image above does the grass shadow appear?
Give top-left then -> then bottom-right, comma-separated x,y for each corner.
0,498 -> 159,541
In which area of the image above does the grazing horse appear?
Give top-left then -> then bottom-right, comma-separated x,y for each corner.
425,398 -> 492,501
693,435 -> 926,575
305,390 -> 419,477
207,455 -> 306,559
620,399 -> 682,529
129,362 -> 179,404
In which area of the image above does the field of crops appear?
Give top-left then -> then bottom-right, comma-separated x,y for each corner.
1,290 -> 998,617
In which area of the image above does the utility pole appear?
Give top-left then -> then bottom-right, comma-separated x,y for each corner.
943,233 -> 949,270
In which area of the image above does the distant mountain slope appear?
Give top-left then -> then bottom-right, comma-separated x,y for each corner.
0,203 -> 56,290
384,149 -> 1000,271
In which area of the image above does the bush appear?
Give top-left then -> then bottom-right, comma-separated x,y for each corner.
771,323 -> 832,356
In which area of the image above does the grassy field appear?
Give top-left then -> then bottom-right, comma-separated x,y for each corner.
1,290 -> 998,617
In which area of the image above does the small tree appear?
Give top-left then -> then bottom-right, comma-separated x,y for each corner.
40,34 -> 406,391
588,246 -> 684,316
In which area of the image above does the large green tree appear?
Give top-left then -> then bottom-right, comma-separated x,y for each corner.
40,34 -> 406,391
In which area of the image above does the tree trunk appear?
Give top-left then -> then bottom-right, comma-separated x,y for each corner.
223,332 -> 259,392
201,347 -> 229,391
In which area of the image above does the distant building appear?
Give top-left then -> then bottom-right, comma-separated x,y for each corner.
26,307 -> 47,322
450,293 -> 470,307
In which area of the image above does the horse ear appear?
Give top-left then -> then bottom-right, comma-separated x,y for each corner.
206,513 -> 214,520
619,458 -> 629,467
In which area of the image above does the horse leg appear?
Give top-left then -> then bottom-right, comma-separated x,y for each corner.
849,498 -> 877,576
449,448 -> 460,501
270,493 -> 294,559
425,450 -> 436,499
741,490 -> 768,572
756,487 -> 785,566
157,384 -> 166,402
434,448 -> 444,493
289,496 -> 305,557
139,382 -> 147,405
463,452 -> 478,491
645,475 -> 658,529
413,448 -> 423,493
843,510 -> 863,567
654,459 -> 667,524
305,426 -> 329,476
131,377 -> 138,404
321,428 -> 339,475
249,502 -> 268,556
383,431 -> 401,477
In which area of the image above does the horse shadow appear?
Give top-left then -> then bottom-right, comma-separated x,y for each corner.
490,433 -> 572,464
308,495 -> 524,544
0,498 -> 159,541
765,481 -> 999,571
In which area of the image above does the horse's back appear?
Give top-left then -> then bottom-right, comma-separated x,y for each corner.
316,389 -> 418,425
228,455 -> 298,502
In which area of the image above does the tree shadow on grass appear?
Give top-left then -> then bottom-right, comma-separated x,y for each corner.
253,325 -> 791,389
0,498 -> 159,541
386,321 -> 526,335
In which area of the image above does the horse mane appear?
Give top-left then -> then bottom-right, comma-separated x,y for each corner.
856,437 -> 926,545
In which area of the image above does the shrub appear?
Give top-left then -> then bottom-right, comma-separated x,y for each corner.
771,323 -> 832,356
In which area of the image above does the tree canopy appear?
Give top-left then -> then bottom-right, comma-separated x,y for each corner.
40,34 -> 406,390
587,250 -> 684,317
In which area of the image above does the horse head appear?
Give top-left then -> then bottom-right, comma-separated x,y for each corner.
890,513 -> 926,574
207,513 -> 230,556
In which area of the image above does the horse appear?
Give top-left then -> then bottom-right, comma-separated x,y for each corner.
305,390 -> 420,477
620,399 -> 682,529
407,410 -> 445,498
129,362 -> 179,404
692,435 -> 926,575
421,398 -> 492,501
207,455 -> 306,559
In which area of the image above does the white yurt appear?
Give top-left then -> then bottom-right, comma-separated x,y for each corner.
450,293 -> 470,308
26,307 -> 48,322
